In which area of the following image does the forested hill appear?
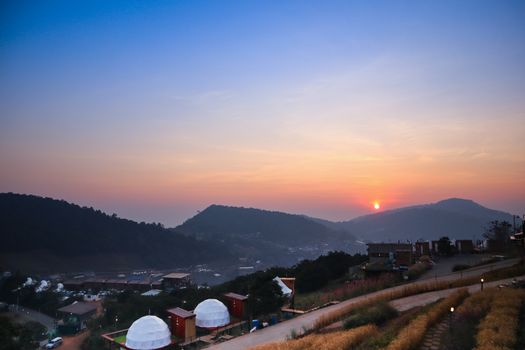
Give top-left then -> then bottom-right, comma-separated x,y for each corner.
175,205 -> 360,266
0,193 -> 233,273
336,198 -> 515,242
177,204 -> 355,246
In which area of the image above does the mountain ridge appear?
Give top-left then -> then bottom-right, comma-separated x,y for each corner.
333,198 -> 515,242
0,193 -> 234,273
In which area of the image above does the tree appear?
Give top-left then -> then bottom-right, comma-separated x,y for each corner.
246,279 -> 285,317
483,220 -> 512,251
437,236 -> 453,256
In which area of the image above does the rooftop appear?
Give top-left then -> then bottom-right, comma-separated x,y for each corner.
58,301 -> 97,315
166,307 -> 195,319
224,292 -> 248,301
163,272 -> 190,279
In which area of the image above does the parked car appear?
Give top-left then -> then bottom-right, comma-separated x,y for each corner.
45,337 -> 63,349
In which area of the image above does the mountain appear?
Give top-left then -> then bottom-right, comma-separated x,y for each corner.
0,193 -> 233,273
335,198 -> 516,242
176,205 -> 360,266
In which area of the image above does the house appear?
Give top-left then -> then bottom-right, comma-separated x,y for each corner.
166,307 -> 196,343
162,273 -> 191,291
223,292 -> 248,319
57,301 -> 97,334
367,243 -> 413,270
455,240 -> 474,253
414,241 -> 431,257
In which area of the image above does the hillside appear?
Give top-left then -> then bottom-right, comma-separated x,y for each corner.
335,198 -> 515,242
176,205 -> 360,265
0,193 -> 233,273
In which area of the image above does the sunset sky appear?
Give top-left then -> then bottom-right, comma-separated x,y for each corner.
1,0 -> 524,226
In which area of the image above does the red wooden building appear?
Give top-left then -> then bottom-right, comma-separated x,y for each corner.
223,292 -> 248,319
166,307 -> 196,342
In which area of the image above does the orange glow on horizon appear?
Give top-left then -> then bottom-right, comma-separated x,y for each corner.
374,202 -> 380,210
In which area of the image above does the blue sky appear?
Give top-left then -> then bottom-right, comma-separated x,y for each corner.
1,0 -> 524,225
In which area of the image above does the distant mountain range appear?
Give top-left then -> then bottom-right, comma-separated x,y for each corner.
0,193 -> 517,274
175,205 -> 360,266
333,198 -> 517,242
0,193 -> 233,273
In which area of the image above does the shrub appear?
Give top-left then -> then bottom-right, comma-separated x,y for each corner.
406,262 -> 430,280
452,264 -> 471,272
344,301 -> 398,329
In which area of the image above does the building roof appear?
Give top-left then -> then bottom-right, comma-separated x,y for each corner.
163,273 -> 190,279
367,243 -> 413,253
166,307 -> 195,319
141,289 -> 162,297
58,301 -> 97,315
224,292 -> 248,301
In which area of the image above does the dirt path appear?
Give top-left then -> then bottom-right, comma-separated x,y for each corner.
60,331 -> 90,350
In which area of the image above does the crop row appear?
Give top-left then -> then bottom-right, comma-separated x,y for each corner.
385,288 -> 469,350
474,288 -> 525,350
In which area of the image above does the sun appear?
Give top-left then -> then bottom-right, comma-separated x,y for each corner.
373,202 -> 380,210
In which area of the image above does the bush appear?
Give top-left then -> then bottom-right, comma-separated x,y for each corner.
344,301 -> 398,328
452,264 -> 471,272
407,262 -> 430,280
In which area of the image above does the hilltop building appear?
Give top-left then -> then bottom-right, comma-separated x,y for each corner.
367,243 -> 413,270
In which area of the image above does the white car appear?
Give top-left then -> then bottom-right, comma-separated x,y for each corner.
45,337 -> 63,349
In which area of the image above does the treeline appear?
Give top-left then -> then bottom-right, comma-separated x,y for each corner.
0,193 -> 233,271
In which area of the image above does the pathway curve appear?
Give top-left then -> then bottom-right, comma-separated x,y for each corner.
419,317 -> 450,350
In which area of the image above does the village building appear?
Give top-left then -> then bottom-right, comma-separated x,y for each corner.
57,301 -> 97,334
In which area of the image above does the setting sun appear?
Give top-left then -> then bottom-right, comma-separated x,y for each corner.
373,202 -> 380,210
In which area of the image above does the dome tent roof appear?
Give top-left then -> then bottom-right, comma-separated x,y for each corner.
194,299 -> 230,328
125,315 -> 171,350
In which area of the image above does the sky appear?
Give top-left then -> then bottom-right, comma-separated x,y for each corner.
1,0 -> 524,226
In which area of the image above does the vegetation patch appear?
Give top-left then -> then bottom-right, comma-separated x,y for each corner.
474,288 -> 525,350
343,300 -> 398,329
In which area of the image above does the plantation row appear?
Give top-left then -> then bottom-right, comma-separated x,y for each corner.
474,288 -> 525,350
386,289 -> 469,350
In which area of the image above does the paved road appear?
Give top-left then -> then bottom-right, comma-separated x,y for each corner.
207,258 -> 521,350
418,255 -> 516,281
6,304 -> 56,331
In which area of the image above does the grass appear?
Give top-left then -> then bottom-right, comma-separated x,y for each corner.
440,288 -> 497,350
113,335 -> 126,344
294,273 -> 398,310
474,288 -> 525,350
355,304 -> 433,350
343,300 -> 398,329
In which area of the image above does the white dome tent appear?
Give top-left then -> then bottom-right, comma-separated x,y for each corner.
194,299 -> 230,328
125,315 -> 171,350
